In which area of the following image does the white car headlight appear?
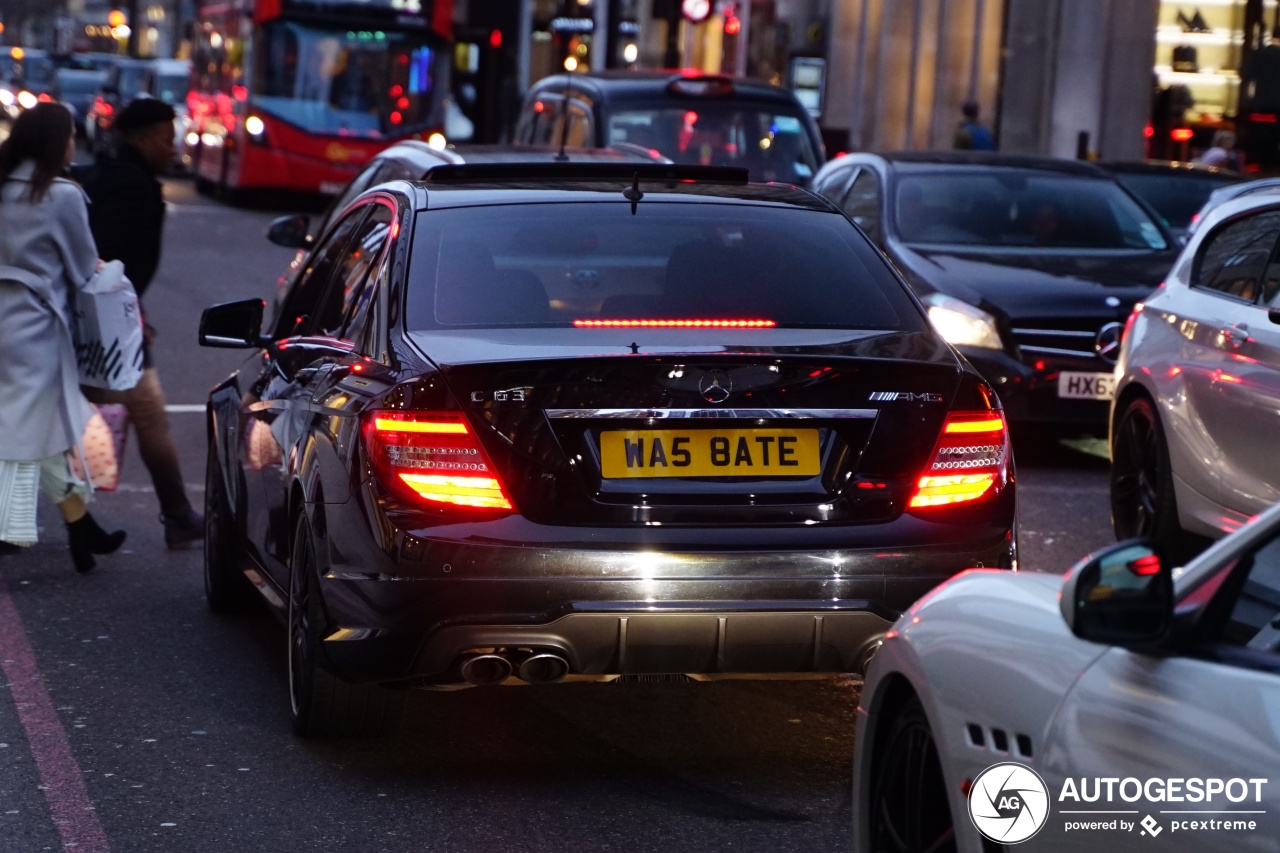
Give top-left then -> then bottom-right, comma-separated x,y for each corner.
0,89 -> 13,107
924,293 -> 1003,350
17,90 -> 38,110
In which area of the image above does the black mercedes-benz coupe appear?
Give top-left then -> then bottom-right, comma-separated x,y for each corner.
811,152 -> 1182,433
198,163 -> 1017,736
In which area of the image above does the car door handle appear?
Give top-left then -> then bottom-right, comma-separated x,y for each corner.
1219,323 -> 1249,350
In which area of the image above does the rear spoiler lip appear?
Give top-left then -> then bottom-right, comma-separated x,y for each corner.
422,163 -> 750,186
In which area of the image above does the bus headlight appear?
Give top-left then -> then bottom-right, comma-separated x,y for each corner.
244,115 -> 268,145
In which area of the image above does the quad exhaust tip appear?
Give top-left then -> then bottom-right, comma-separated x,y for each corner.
458,653 -> 513,685
517,653 -> 570,684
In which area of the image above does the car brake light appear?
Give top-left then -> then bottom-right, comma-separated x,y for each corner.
573,318 -> 776,328
909,411 -> 1009,509
363,411 -> 513,511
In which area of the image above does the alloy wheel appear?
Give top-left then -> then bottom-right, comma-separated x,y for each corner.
869,698 -> 956,853
287,521 -> 318,725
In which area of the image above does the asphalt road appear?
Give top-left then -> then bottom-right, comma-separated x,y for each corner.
0,176 -> 1120,852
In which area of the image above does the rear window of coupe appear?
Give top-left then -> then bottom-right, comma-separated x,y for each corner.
405,202 -> 926,332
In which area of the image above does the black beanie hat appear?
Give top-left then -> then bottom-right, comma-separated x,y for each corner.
115,96 -> 177,134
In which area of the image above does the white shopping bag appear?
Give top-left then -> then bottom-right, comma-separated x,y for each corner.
74,260 -> 145,391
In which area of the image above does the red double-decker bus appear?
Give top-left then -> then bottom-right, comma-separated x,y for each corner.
187,0 -> 453,196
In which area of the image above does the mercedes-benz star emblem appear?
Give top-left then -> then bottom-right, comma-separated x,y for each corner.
698,370 -> 733,404
1094,322 -> 1125,365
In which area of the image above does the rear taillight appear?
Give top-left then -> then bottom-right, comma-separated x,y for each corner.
363,411 -> 513,511
909,411 -> 1009,509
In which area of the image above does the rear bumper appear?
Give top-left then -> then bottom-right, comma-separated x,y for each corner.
412,605 -> 894,678
315,501 -> 1017,684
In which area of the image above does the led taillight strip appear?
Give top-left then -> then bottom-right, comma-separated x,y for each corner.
398,473 -> 512,510
374,417 -> 468,434
944,417 -> 1004,434
365,410 -> 515,512
910,473 -> 998,508
908,410 -> 1008,510
573,319 -> 777,328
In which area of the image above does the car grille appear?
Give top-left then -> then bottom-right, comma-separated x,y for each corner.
1010,319 -> 1111,362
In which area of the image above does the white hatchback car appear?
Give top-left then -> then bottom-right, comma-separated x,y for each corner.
853,501 -> 1280,853
1110,191 -> 1280,555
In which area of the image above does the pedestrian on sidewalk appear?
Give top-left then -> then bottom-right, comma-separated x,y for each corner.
74,97 -> 204,550
0,103 -> 128,572
954,101 -> 996,151
1195,129 -> 1241,170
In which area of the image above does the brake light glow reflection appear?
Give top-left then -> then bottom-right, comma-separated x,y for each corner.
1129,554 -> 1161,576
909,411 -> 1008,509
365,411 -> 513,510
573,319 -> 776,328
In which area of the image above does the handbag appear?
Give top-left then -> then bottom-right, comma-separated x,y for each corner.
1172,44 -> 1199,73
69,403 -> 128,491
74,260 -> 145,391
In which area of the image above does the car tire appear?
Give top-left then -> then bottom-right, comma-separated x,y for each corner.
867,695 -> 955,853
287,513 -> 404,738
1110,395 -> 1198,557
204,441 -> 251,613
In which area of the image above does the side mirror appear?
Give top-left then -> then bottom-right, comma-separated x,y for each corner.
267,214 -> 311,248
1269,306 -> 1280,326
1059,539 -> 1173,646
199,298 -> 267,348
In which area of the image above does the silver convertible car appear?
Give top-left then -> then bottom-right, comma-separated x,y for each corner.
853,500 -> 1280,853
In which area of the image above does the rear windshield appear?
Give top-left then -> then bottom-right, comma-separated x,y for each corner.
116,65 -> 149,98
893,171 -> 1170,250
1112,172 -> 1239,230
407,202 -> 924,332
57,71 -> 105,95
154,73 -> 189,105
606,105 -> 820,186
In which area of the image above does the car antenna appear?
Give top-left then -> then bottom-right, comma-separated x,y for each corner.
555,68 -> 572,162
622,172 -> 644,215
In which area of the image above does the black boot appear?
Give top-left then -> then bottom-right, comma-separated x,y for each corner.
66,513 -> 127,574
162,510 -> 205,551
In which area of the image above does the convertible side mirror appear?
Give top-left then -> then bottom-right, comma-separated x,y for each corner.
1059,539 -> 1173,646
199,298 -> 268,348
267,214 -> 311,249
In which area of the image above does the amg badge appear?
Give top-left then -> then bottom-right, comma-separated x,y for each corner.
869,391 -> 943,402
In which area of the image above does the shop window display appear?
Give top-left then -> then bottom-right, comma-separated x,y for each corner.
1154,1 -> 1280,169
1154,2 -> 1249,157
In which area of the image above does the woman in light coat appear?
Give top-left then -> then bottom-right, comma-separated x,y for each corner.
0,103 -> 126,572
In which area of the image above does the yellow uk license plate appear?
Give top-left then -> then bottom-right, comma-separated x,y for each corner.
599,429 -> 821,478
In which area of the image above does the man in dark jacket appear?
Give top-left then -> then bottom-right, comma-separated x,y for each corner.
78,97 -> 203,549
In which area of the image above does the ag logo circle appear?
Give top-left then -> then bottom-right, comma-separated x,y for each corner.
968,762 -> 1050,844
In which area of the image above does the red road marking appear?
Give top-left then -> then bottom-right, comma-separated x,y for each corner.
0,574 -> 110,852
